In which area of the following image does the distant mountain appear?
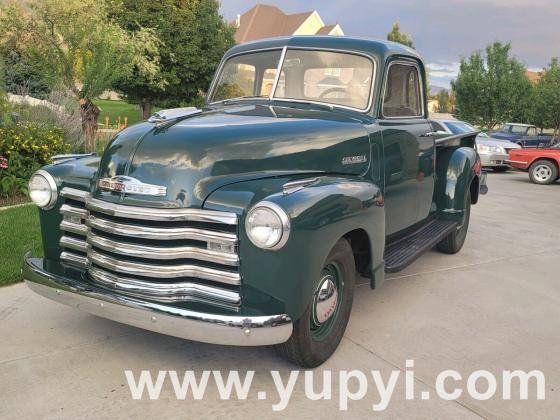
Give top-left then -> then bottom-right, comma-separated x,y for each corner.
429,85 -> 448,96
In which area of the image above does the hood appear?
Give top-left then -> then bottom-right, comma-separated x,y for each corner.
477,138 -> 522,149
94,104 -> 371,208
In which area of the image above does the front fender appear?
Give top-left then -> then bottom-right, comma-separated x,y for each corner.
204,176 -> 385,321
435,147 -> 478,221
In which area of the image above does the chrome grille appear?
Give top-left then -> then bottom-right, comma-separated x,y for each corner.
58,187 -> 240,308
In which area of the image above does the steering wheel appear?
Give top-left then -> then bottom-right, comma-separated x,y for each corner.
319,87 -> 364,103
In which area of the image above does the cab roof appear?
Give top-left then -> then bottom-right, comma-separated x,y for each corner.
225,36 -> 422,63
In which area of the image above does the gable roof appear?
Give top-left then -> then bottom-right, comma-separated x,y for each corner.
316,24 -> 337,35
235,4 -> 342,43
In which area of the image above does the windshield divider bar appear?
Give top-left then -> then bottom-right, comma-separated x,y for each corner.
270,46 -> 287,101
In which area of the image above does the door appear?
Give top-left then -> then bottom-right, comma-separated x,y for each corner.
521,126 -> 540,148
379,61 -> 434,235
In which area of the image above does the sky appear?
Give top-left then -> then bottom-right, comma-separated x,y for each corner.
219,0 -> 560,88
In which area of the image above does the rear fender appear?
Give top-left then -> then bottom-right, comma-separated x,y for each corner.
434,146 -> 478,222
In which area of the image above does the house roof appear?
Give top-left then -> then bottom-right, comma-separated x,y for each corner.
316,24 -> 337,35
235,4 -> 342,43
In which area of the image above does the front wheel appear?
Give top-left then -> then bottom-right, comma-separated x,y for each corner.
437,190 -> 471,254
528,160 -> 558,185
277,239 -> 355,368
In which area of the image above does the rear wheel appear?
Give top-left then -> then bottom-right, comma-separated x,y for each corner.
437,190 -> 471,254
529,160 -> 558,185
277,239 -> 355,368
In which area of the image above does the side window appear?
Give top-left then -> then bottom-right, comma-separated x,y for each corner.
527,127 -> 537,136
213,63 -> 256,102
383,63 -> 423,118
431,122 -> 445,132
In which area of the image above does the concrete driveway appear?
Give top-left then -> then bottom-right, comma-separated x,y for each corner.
1,171 -> 559,419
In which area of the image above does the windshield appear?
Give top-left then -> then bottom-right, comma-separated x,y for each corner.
209,48 -> 375,110
444,121 -> 476,134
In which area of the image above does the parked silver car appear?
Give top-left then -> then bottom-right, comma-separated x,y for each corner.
431,119 -> 521,172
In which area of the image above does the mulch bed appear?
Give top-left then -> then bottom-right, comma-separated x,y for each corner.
0,195 -> 31,208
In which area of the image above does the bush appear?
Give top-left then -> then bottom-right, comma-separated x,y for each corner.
9,88 -> 84,151
0,122 -> 70,197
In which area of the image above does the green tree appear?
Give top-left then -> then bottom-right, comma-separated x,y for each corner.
387,22 -> 414,49
109,0 -> 235,119
452,42 -> 532,129
436,90 -> 452,113
534,58 -> 560,139
0,0 -> 161,151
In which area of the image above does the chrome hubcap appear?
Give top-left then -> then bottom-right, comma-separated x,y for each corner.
534,165 -> 552,182
312,275 -> 338,326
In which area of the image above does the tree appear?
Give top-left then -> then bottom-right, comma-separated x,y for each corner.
0,0 -> 161,151
436,90 -> 453,113
387,22 -> 414,49
452,42 -> 532,129
109,0 -> 236,119
0,44 -> 52,99
534,58 -> 560,139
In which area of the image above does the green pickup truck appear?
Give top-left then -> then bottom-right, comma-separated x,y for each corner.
24,36 -> 487,367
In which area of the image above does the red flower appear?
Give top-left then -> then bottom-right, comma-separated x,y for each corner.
0,156 -> 8,170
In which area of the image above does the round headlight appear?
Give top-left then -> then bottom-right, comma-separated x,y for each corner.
28,170 -> 57,209
245,201 -> 290,250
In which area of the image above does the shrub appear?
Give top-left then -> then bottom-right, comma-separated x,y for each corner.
0,122 -> 70,197
9,88 -> 84,151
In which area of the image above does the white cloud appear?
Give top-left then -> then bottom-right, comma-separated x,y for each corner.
426,62 -> 460,79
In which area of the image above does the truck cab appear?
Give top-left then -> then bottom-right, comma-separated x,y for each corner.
24,36 -> 486,367
491,123 -> 552,148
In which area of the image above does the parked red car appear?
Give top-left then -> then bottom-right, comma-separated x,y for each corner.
509,143 -> 560,184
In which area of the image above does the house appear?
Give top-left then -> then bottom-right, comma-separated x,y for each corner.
234,4 -> 344,44
526,70 -> 542,84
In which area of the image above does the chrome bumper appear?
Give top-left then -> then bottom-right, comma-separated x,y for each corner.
479,152 -> 510,167
23,255 -> 292,346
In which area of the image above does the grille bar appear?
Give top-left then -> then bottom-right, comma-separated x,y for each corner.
60,204 -> 88,219
87,215 -> 237,245
87,232 -> 239,266
88,249 -> 241,285
89,266 -> 240,306
60,251 -> 88,268
60,187 -> 91,202
60,235 -> 88,253
60,220 -> 88,236
88,198 -> 238,225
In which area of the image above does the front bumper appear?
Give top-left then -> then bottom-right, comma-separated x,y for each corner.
23,255 -> 292,346
479,152 -> 511,167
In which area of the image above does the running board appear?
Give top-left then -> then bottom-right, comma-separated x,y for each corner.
384,220 -> 458,273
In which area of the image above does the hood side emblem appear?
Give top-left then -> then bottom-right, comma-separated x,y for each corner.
342,155 -> 367,165
98,176 -> 167,197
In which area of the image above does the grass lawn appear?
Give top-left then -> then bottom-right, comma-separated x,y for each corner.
0,205 -> 42,287
94,99 -> 143,126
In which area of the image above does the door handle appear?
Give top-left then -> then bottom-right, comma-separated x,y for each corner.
420,132 -> 438,137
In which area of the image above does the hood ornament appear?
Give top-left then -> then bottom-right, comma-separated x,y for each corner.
98,176 -> 167,197
147,107 -> 202,124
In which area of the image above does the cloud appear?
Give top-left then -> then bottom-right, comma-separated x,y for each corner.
220,0 -> 560,73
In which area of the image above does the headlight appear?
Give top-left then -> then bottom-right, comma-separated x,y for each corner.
245,201 -> 290,250
477,144 -> 502,154
28,170 -> 58,209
